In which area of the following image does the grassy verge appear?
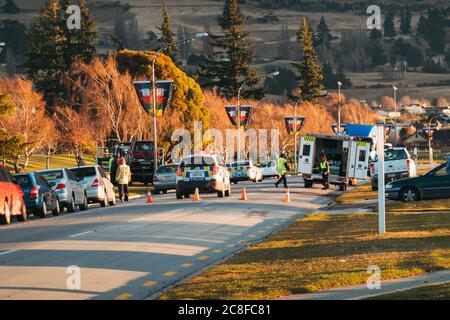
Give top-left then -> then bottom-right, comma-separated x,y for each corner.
160,211 -> 450,300
370,282 -> 450,300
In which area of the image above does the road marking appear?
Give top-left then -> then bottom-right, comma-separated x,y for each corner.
0,249 -> 19,256
197,256 -> 209,261
181,263 -> 193,268
164,271 -> 178,277
266,226 -> 273,230
115,293 -> 133,300
256,230 -> 264,234
69,231 -> 93,238
143,281 -> 158,287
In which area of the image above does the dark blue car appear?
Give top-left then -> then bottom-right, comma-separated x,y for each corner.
13,172 -> 60,218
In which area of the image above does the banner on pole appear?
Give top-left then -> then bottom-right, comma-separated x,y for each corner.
133,80 -> 174,116
225,105 -> 254,130
331,124 -> 347,135
284,116 -> 306,135
133,80 -> 152,112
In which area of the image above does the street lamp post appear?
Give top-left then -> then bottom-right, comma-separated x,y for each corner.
337,81 -> 343,135
393,85 -> 398,146
150,32 -> 208,174
236,71 -> 279,161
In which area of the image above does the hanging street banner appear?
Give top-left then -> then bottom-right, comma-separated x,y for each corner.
133,80 -> 152,112
133,80 -> 174,116
423,127 -> 438,138
284,116 -> 306,135
225,105 -> 254,130
331,124 -> 347,135
156,80 -> 174,117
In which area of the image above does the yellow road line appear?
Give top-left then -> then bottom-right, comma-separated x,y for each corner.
143,281 -> 158,287
164,271 -> 178,277
181,263 -> 193,268
212,249 -> 224,253
115,293 -> 133,300
198,256 -> 209,261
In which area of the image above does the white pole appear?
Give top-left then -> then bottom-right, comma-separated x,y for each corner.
237,88 -> 241,161
294,101 -> 298,173
152,59 -> 158,174
376,125 -> 386,235
414,147 -> 418,168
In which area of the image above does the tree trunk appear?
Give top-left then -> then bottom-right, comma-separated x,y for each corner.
46,149 -> 50,169
24,154 -> 30,168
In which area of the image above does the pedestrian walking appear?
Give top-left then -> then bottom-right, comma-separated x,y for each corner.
116,158 -> 131,202
109,153 -> 118,185
320,154 -> 330,190
76,152 -> 86,167
275,153 -> 290,189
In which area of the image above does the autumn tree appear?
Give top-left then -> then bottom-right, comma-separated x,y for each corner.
292,17 -> 324,99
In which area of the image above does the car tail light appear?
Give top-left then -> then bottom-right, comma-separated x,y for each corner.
406,159 -> 410,171
213,166 -> 219,175
153,175 -> 159,182
177,168 -> 182,176
370,163 -> 375,172
92,178 -> 101,187
55,183 -> 66,191
30,186 -> 39,199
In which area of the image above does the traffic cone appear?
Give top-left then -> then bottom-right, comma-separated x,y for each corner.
240,188 -> 248,201
193,188 -> 201,201
283,189 -> 291,203
146,190 -> 153,203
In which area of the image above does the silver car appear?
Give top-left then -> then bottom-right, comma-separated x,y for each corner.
70,165 -> 116,207
153,164 -> 179,194
38,168 -> 88,213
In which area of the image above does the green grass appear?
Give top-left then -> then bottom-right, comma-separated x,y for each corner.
370,282 -> 450,300
160,211 -> 450,300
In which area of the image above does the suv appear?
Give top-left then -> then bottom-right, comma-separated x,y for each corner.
176,154 -> 231,199
370,147 -> 417,190
128,141 -> 156,185
0,165 -> 27,225
228,160 -> 263,183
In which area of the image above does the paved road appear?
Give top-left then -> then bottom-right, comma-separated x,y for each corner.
0,176 -> 333,300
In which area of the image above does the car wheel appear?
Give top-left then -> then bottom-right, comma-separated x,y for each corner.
217,188 -> 225,198
339,184 -> 347,191
152,189 -> 159,195
371,184 -> 378,191
79,194 -> 88,211
67,196 -> 76,213
225,185 -> 231,197
0,201 -> 11,225
162,190 -> 168,194
52,199 -> 61,216
38,199 -> 47,218
400,187 -> 419,202
17,203 -> 28,222
304,180 -> 313,188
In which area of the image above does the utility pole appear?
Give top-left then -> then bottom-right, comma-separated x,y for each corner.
393,85 -> 398,146
337,81 -> 343,135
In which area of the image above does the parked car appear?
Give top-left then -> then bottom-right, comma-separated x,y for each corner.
260,160 -> 280,179
13,172 -> 60,218
129,141 -> 156,185
228,160 -> 263,183
38,168 -> 88,213
370,147 -> 417,191
153,164 -> 179,194
0,165 -> 27,225
69,165 -> 116,207
176,154 -> 231,199
386,161 -> 450,202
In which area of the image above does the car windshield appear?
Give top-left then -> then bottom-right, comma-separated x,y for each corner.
14,174 -> 32,188
157,165 -> 178,173
231,161 -> 251,167
40,170 -> 63,182
70,167 -> 97,180
385,149 -> 407,161
181,156 -> 215,167
134,142 -> 154,152
261,162 -> 273,168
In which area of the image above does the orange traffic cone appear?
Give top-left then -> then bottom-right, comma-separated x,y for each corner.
283,189 -> 291,203
193,188 -> 201,201
146,190 -> 153,203
240,188 -> 248,201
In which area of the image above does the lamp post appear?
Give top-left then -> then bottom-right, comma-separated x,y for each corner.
337,81 -> 343,135
426,115 -> 442,168
150,32 -> 208,174
393,85 -> 398,146
236,71 -> 279,161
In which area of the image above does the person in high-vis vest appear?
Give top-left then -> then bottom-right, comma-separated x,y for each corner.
275,154 -> 290,189
116,158 -> 132,202
320,154 -> 330,190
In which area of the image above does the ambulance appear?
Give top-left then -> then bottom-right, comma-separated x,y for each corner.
297,134 -> 371,190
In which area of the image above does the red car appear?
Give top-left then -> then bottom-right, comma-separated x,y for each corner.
0,165 -> 27,225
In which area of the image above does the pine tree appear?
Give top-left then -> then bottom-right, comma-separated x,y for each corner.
400,6 -> 412,35
157,0 -> 179,61
417,14 -> 428,37
383,9 -> 396,39
370,28 -> 383,41
315,16 -> 331,48
3,0 -> 20,14
292,17 -> 324,99
200,0 -> 259,99
26,0 -> 97,110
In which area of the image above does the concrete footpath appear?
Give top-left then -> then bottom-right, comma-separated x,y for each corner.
278,269 -> 450,300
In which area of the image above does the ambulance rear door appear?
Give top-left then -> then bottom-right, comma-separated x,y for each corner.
298,136 -> 316,175
348,140 -> 370,180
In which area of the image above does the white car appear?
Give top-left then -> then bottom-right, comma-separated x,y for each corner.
260,160 -> 280,179
228,160 -> 263,183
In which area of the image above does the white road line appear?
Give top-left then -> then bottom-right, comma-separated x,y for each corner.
69,231 -> 93,238
0,249 -> 19,256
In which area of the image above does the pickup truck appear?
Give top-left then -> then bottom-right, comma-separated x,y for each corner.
369,147 -> 417,191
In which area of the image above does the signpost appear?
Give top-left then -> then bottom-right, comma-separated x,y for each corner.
376,124 -> 386,235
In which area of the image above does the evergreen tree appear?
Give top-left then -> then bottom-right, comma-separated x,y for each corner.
369,28 -> 383,41
26,0 -> 97,110
157,0 -> 179,61
315,16 -> 331,48
417,14 -> 428,37
3,0 -> 20,14
200,0 -> 260,99
383,9 -> 396,38
400,6 -> 412,35
292,17 -> 324,99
